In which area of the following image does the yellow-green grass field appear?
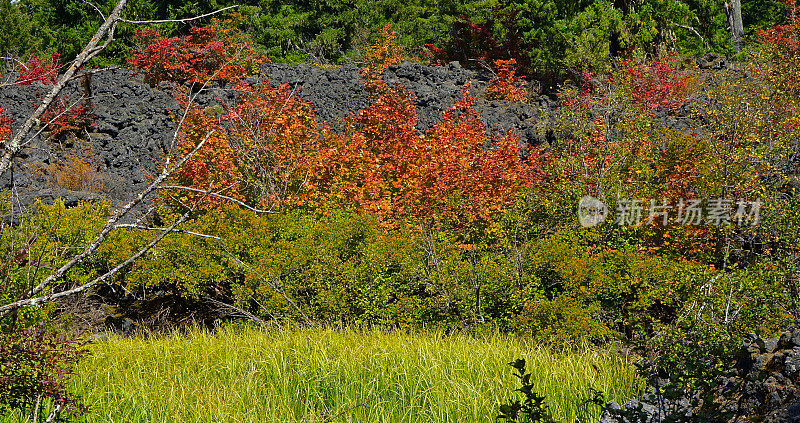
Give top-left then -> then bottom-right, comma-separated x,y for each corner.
6,327 -> 643,422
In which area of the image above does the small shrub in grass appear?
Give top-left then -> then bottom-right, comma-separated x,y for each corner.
497,358 -> 556,423
0,326 -> 86,419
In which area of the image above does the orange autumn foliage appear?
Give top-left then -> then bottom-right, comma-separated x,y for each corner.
170,98 -> 239,207
360,25 -> 405,93
304,86 -> 417,213
170,82 -> 318,211
308,86 -> 535,234
159,23 -> 534,232
485,59 -> 527,102
224,82 -> 319,210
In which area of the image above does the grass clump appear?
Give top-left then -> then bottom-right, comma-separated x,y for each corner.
56,327 -> 641,423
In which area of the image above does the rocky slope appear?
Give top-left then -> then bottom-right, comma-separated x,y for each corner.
601,327 -> 800,423
0,61 -> 551,208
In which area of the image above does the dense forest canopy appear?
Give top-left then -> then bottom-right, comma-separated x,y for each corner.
0,0 -> 792,78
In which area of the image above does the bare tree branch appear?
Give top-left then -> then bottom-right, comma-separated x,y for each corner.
43,402 -> 63,423
113,224 -> 221,240
118,5 -> 238,25
0,56 -> 26,68
157,185 -> 280,214
671,23 -> 708,49
0,0 -> 129,176
81,0 -> 106,21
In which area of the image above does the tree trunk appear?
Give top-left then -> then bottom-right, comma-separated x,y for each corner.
726,0 -> 744,52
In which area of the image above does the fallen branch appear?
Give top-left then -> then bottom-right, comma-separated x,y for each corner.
0,0 -> 129,176
0,131 -> 213,316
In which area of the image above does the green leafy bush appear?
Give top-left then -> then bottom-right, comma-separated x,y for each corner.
1,195 -> 109,332
515,295 -> 613,346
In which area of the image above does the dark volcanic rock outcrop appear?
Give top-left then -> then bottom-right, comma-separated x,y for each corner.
1,62 -> 549,206
601,326 -> 800,423
0,68 -> 179,206
257,63 -> 372,123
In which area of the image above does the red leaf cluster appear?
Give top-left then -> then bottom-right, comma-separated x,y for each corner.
758,10 -> 800,95
485,59 -> 527,102
129,16 -> 264,87
0,108 -> 10,143
16,53 -> 60,85
621,54 -> 693,112
39,97 -> 95,138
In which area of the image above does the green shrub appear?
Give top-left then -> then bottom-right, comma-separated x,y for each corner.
1,195 -> 109,331
515,295 -> 613,347
98,205 -> 546,330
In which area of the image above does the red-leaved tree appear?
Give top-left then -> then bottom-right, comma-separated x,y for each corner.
129,15 -> 264,87
170,82 -> 319,212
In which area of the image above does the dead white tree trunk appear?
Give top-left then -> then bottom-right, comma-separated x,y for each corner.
0,0 -> 128,176
0,1 -> 244,317
725,0 -> 744,52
